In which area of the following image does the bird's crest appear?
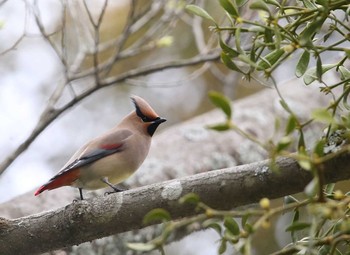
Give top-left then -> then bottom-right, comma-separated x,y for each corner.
131,95 -> 159,122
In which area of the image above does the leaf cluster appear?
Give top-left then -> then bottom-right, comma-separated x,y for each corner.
129,193 -> 350,254
187,0 -> 350,84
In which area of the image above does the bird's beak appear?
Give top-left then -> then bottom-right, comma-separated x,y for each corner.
153,117 -> 166,124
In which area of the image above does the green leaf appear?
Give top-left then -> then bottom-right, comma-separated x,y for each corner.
250,0 -> 270,13
274,117 -> 281,134
332,220 -> 343,234
248,25 -> 265,33
319,245 -> 331,255
316,55 -> 322,81
185,5 -> 216,23
219,37 -> 239,58
285,116 -> 297,135
208,91 -> 232,119
290,210 -> 300,242
235,26 -> 242,53
313,139 -> 325,157
127,242 -> 157,251
235,0 -> 247,6
297,147 -> 311,170
303,64 -> 336,85
219,239 -> 227,254
298,131 -> 305,149
179,193 -> 200,205
219,0 -> 239,17
276,136 -> 292,152
221,52 -> 242,72
203,219 -> 222,234
295,50 -> 310,77
241,214 -> 250,228
299,16 -> 327,46
285,222 -> 311,232
315,0 -> 328,7
249,44 -> 256,63
311,109 -> 334,124
342,87 -> 350,110
143,208 -> 171,225
325,183 -> 335,195
257,49 -> 285,70
301,0 -> 317,9
238,54 -> 259,68
292,210 -> 299,223
339,66 -> 350,80
244,223 -> 254,233
224,217 -> 240,236
264,0 -> 281,7
345,49 -> 350,59
298,158 -> 311,170
279,99 -> 292,114
264,28 -> 274,45
208,123 -> 231,131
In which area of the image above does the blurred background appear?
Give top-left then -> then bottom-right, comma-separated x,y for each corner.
0,0 -> 347,254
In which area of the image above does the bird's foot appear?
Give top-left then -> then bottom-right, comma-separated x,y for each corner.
101,177 -> 127,196
104,186 -> 127,196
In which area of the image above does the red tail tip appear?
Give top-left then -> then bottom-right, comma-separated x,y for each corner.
34,186 -> 46,196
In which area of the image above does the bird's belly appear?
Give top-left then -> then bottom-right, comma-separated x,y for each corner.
73,151 -> 144,190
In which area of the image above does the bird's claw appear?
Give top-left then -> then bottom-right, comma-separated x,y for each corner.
104,191 -> 114,196
104,187 -> 127,196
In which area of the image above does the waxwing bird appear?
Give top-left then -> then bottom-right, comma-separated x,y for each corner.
34,96 -> 166,200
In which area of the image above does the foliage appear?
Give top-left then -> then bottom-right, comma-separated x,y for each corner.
133,0 -> 350,254
129,192 -> 350,254
187,0 -> 349,83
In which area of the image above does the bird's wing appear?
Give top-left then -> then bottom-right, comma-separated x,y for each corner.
35,129 -> 133,194
59,129 -> 133,174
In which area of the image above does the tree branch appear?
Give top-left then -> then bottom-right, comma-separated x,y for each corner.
1,153 -> 350,255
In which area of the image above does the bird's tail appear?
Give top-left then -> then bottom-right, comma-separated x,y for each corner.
34,168 -> 80,196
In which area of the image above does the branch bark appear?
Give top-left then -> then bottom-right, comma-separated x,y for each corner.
1,153 -> 350,255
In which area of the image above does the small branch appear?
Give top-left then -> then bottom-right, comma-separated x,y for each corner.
102,0 -> 137,76
1,153 -> 350,255
99,50 -> 220,87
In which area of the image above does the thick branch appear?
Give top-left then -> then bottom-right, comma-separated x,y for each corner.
1,154 -> 350,255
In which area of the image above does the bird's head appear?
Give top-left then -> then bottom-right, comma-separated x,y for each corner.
130,96 -> 166,136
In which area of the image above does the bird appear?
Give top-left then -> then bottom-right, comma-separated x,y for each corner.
34,95 -> 166,200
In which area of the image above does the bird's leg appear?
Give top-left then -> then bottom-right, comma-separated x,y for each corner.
72,188 -> 84,202
79,188 -> 84,200
101,177 -> 126,195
